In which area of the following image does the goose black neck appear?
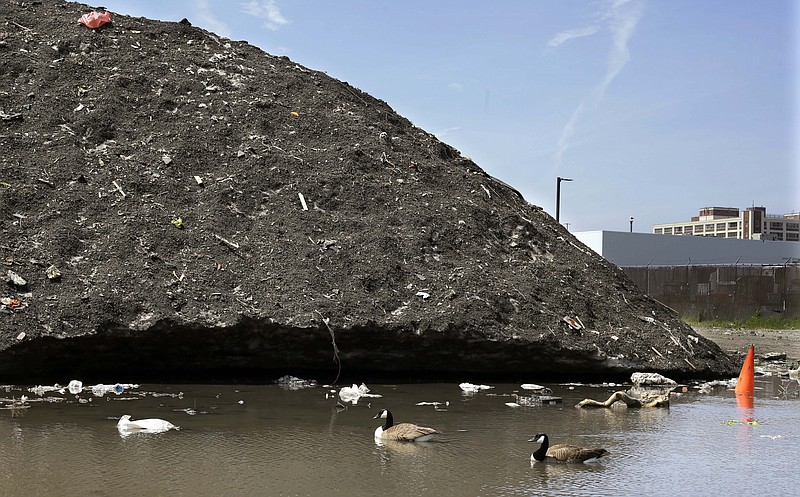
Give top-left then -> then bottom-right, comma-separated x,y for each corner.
532,435 -> 549,462
383,410 -> 394,430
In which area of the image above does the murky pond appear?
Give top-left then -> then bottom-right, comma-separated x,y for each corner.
1,377 -> 798,496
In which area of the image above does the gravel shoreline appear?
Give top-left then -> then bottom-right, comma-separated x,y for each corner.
692,326 -> 800,363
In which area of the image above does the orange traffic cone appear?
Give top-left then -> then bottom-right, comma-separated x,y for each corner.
735,345 -> 755,408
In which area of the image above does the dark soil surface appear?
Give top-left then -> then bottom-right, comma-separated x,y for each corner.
0,1 -> 738,383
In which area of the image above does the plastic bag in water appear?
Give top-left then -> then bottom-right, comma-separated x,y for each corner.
68,380 -> 83,395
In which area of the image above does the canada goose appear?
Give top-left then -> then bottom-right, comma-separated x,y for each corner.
373,409 -> 440,442
528,433 -> 607,463
117,415 -> 179,434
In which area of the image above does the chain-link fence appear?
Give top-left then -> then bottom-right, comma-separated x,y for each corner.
622,264 -> 800,320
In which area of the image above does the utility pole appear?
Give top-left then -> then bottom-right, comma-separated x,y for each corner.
556,176 -> 572,223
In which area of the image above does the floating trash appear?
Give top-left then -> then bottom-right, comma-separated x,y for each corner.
117,414 -> 179,437
0,396 -> 31,411
415,401 -> 449,411
90,383 -> 135,397
151,391 -> 183,398
172,408 -> 202,416
722,419 -> 761,427
275,375 -> 318,391
520,384 -> 553,395
515,394 -> 563,406
695,379 -> 736,395
459,382 -> 493,394
338,383 -> 381,405
28,385 -> 66,396
68,380 -> 83,395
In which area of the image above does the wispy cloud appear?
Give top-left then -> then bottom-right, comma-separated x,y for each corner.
241,0 -> 289,31
594,0 -> 644,102
546,26 -> 600,48
436,126 -> 461,138
551,0 -> 644,169
448,82 -> 464,92
554,103 -> 585,167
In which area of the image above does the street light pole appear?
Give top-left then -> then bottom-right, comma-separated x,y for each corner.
629,216 -> 634,232
556,176 -> 572,223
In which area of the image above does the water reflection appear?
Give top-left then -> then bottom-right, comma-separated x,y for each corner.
1,381 -> 799,496
528,458 -> 607,497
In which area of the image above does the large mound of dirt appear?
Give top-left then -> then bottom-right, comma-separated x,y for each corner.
0,1 -> 737,383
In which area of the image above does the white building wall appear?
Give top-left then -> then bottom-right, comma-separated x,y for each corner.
574,230 -> 800,267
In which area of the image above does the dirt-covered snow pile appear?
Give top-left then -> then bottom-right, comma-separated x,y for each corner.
0,1 -> 737,382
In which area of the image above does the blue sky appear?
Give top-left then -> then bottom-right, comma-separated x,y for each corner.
95,0 -> 798,232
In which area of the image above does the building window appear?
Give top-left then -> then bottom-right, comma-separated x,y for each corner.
706,224 -> 715,231
787,233 -> 799,241
654,228 -> 663,234
787,223 -> 799,231
728,222 -> 738,229
716,223 -> 726,230
674,226 -> 683,234
770,222 -> 783,230
684,226 -> 693,234
695,225 -> 704,233
664,227 -> 673,234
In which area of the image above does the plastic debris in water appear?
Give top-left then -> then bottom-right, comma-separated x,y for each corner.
722,419 -> 761,427
68,380 -> 83,395
172,408 -> 200,416
28,385 -> 66,396
520,384 -> 553,395
117,415 -> 179,437
90,383 -> 136,397
415,401 -> 449,411
338,383 -> 381,405
275,375 -> 318,391
458,382 -> 494,394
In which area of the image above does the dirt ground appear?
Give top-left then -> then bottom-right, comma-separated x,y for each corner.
0,1 -> 739,381
693,326 -> 800,363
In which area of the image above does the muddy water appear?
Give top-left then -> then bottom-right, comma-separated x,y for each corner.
1,379 -> 798,496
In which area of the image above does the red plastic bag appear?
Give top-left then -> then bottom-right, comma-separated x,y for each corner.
79,11 -> 112,29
